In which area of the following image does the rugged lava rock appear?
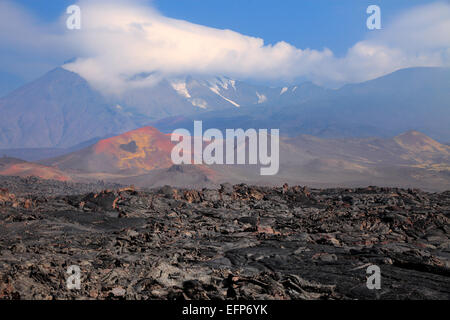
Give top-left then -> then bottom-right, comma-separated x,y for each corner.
0,177 -> 449,300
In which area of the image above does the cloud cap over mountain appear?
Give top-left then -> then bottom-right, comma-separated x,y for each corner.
1,0 -> 450,94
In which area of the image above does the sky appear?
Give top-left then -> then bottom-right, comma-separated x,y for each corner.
11,0 -> 441,55
1,0 -> 449,95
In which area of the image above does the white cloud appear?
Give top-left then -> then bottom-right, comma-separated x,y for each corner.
333,2 -> 450,84
1,0 -> 449,93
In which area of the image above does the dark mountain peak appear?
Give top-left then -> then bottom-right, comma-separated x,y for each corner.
0,67 -> 84,100
34,67 -> 83,83
0,66 -> 140,149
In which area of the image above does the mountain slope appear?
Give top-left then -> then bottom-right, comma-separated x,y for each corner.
275,67 -> 450,140
0,68 -> 143,149
0,157 -> 70,181
153,67 -> 450,142
283,130 -> 450,170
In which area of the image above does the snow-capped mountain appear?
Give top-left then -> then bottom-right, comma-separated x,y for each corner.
166,75 -> 327,110
153,67 -> 450,142
1,66 -> 448,150
115,73 -> 321,119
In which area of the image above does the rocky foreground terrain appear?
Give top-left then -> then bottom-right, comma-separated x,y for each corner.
0,176 -> 449,300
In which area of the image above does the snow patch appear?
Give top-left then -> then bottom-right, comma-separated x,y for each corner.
191,98 -> 208,109
207,77 -> 237,91
170,81 -> 191,98
209,86 -> 240,107
256,92 -> 267,104
229,79 -> 237,91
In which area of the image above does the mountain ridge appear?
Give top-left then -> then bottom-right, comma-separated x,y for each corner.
26,126 -> 448,191
0,66 -> 449,149
152,67 -> 450,141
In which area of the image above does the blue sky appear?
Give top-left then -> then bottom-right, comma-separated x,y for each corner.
1,0 -> 449,96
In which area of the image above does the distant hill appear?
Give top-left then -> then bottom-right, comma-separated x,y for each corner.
0,157 -> 70,181
31,127 -> 449,191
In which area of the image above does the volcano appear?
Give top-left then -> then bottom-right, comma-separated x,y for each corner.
45,126 -> 176,175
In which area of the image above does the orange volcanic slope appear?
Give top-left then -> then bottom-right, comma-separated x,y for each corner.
91,126 -> 176,173
394,130 -> 450,154
0,158 -> 71,181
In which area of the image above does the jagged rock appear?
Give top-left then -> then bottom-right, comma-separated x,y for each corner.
0,176 -> 448,300
219,183 -> 234,195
